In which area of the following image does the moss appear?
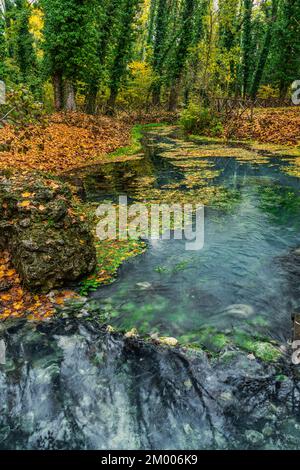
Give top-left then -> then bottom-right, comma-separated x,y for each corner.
211,333 -> 230,350
179,327 -> 230,353
252,342 -> 282,362
247,316 -> 270,328
111,123 -> 167,158
233,330 -> 282,362
79,237 -> 146,296
179,326 -> 282,363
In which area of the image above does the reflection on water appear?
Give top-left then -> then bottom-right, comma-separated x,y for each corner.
2,128 -> 300,450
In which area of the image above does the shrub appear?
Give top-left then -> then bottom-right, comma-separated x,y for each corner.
180,103 -> 222,135
0,84 -> 45,126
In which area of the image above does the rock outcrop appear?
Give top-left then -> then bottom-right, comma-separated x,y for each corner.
0,173 -> 96,292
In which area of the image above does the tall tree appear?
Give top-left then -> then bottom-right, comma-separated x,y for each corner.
106,0 -> 142,114
42,0 -> 98,111
250,0 -> 278,99
85,0 -> 120,114
150,0 -> 171,105
271,0 -> 300,98
241,0 -> 253,97
13,0 -> 37,85
168,0 -> 196,111
0,5 -> 6,82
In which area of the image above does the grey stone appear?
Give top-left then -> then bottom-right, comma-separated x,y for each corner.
245,430 -> 264,446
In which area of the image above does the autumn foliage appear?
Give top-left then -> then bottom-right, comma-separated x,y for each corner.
0,250 -> 80,321
228,108 -> 300,146
0,112 -> 131,173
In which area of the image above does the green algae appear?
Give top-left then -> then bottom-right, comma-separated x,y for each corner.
178,326 -> 282,363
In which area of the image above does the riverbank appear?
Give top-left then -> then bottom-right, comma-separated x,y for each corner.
227,107 -> 300,147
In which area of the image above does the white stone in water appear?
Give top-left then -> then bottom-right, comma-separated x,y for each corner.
0,340 -> 5,365
223,304 -> 254,318
136,282 -> 152,290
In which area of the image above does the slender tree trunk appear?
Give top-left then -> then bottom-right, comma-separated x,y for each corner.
85,83 -> 98,114
168,79 -> 180,112
64,80 -> 76,111
152,81 -> 161,106
106,88 -> 118,115
52,72 -> 63,111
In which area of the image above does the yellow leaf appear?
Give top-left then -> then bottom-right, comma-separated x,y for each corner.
0,293 -> 11,301
6,269 -> 16,277
21,192 -> 32,198
13,302 -> 23,310
18,200 -> 30,208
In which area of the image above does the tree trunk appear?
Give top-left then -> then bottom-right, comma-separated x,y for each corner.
168,80 -> 179,112
106,88 -> 118,116
85,84 -> 98,115
64,80 -> 76,111
52,72 -> 63,111
152,81 -> 161,107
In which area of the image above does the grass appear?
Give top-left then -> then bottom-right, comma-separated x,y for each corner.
111,122 -> 168,158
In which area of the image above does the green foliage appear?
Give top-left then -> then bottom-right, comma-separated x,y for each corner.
180,103 -> 222,135
42,0 -> 98,82
233,330 -> 282,362
270,0 -> 300,97
0,14 -> 7,81
106,0 -> 142,112
0,0 -> 299,111
14,0 -> 37,84
117,61 -> 155,110
2,85 -> 45,125
180,326 -> 282,362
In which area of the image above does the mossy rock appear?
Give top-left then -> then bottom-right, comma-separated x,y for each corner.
0,173 -> 96,292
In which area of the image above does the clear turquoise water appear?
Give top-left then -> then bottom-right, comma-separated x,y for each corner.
84,136 -> 300,343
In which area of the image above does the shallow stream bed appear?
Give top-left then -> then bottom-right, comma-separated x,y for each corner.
1,127 -> 300,450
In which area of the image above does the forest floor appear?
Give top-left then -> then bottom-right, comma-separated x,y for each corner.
0,111 -> 177,173
0,106 -> 299,322
226,107 -> 300,147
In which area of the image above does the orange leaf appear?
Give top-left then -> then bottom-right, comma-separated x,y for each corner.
6,269 -> 16,277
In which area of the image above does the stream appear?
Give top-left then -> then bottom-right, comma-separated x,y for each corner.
1,127 -> 300,450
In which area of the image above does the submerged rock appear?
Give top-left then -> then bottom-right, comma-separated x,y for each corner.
0,173 -> 96,292
136,282 -> 152,290
223,304 -> 254,319
245,430 -> 264,447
